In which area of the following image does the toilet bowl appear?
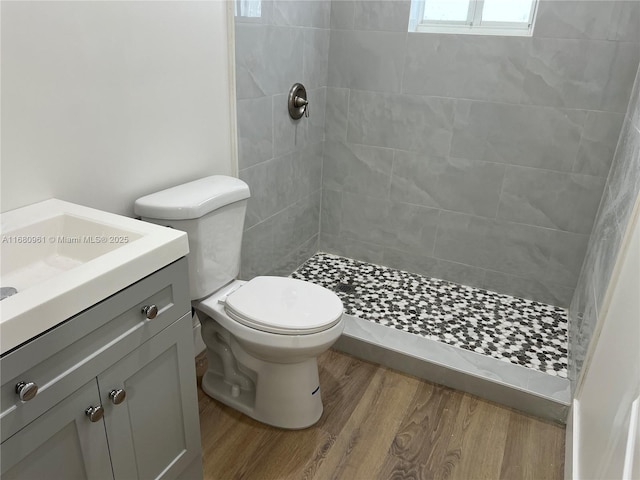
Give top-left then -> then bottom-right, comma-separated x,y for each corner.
134,176 -> 344,429
194,278 -> 344,429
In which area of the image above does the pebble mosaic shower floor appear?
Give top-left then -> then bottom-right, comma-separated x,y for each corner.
291,252 -> 568,378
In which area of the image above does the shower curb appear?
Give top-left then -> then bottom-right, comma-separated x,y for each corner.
334,314 -> 571,424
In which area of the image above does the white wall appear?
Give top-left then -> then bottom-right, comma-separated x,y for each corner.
1,0 -> 235,216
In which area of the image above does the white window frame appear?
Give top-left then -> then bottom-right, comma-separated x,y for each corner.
414,0 -> 539,36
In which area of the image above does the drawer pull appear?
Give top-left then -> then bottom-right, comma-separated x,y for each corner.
141,304 -> 158,320
85,405 -> 104,422
109,389 -> 126,405
15,381 -> 38,402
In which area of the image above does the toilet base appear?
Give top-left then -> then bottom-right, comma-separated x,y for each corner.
196,284 -> 342,430
201,348 -> 324,429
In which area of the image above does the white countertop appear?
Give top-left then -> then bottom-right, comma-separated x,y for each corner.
0,199 -> 189,354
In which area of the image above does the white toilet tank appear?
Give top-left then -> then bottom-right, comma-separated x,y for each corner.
134,176 -> 251,300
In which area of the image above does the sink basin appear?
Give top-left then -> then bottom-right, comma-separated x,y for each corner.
2,213 -> 144,292
0,199 -> 189,354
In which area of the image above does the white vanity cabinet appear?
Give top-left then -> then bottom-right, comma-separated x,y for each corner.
0,258 -> 203,480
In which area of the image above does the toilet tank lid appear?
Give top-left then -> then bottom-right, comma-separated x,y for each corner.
134,176 -> 250,220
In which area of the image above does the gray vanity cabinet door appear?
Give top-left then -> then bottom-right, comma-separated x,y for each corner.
99,313 -> 201,480
0,379 -> 112,480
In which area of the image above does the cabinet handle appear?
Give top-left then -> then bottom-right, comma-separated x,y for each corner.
109,389 -> 127,405
85,405 -> 104,422
15,381 -> 38,401
141,304 -> 158,320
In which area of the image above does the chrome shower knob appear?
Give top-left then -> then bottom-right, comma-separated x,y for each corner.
288,83 -> 309,119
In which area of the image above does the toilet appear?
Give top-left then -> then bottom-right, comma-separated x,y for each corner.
134,176 -> 344,429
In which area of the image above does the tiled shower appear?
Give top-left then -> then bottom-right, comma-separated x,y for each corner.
235,0 -> 640,416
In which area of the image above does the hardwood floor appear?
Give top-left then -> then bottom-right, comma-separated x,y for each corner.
196,349 -> 565,480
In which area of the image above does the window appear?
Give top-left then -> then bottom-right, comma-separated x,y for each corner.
235,0 -> 262,19
409,0 -> 538,36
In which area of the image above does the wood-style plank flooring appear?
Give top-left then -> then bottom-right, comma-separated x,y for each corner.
196,349 -> 565,480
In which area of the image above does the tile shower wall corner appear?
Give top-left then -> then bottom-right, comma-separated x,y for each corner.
235,1 -> 328,279
319,0 -> 640,307
569,63 -> 640,389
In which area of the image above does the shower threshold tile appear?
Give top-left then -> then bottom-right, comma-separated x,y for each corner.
291,252 -> 569,378
338,314 -> 570,417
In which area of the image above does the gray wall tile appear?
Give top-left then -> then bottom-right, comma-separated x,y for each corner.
240,159 -> 279,229
271,198 -> 303,262
605,119 -> 640,230
329,0 -> 355,30
482,271 -> 575,308
589,209 -> 624,312
320,187 -> 342,235
241,192 -> 321,280
545,230 -> 590,287
382,248 -> 487,289
342,192 -> 440,255
434,212 -> 553,280
497,166 -> 606,234
522,38 -> 639,112
601,42 -> 640,113
319,232 -> 385,264
288,190 -> 322,251
237,96 -> 273,170
240,153 -> 299,228
607,0 -> 640,43
353,0 -> 411,32
271,1 -> 330,28
235,24 -> 303,99
268,192 -> 321,273
348,90 -> 454,156
270,1 -> 305,26
268,234 -> 319,277
391,150 -> 505,218
328,30 -> 406,93
568,65 -> 640,391
306,87 -> 327,144
325,87 -> 349,141
631,72 -> 640,129
451,100 -> 585,171
403,34 -> 527,104
381,247 -> 438,277
574,111 -> 625,177
323,140 -> 393,197
240,215 -> 278,279
568,271 -> 597,383
273,91 -> 307,157
533,1 -> 615,40
303,29 -> 330,89
293,141 -> 324,199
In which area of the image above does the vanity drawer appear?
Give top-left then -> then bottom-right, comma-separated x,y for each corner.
0,258 -> 190,442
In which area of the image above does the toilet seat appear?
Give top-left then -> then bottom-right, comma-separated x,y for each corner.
222,276 -> 343,335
